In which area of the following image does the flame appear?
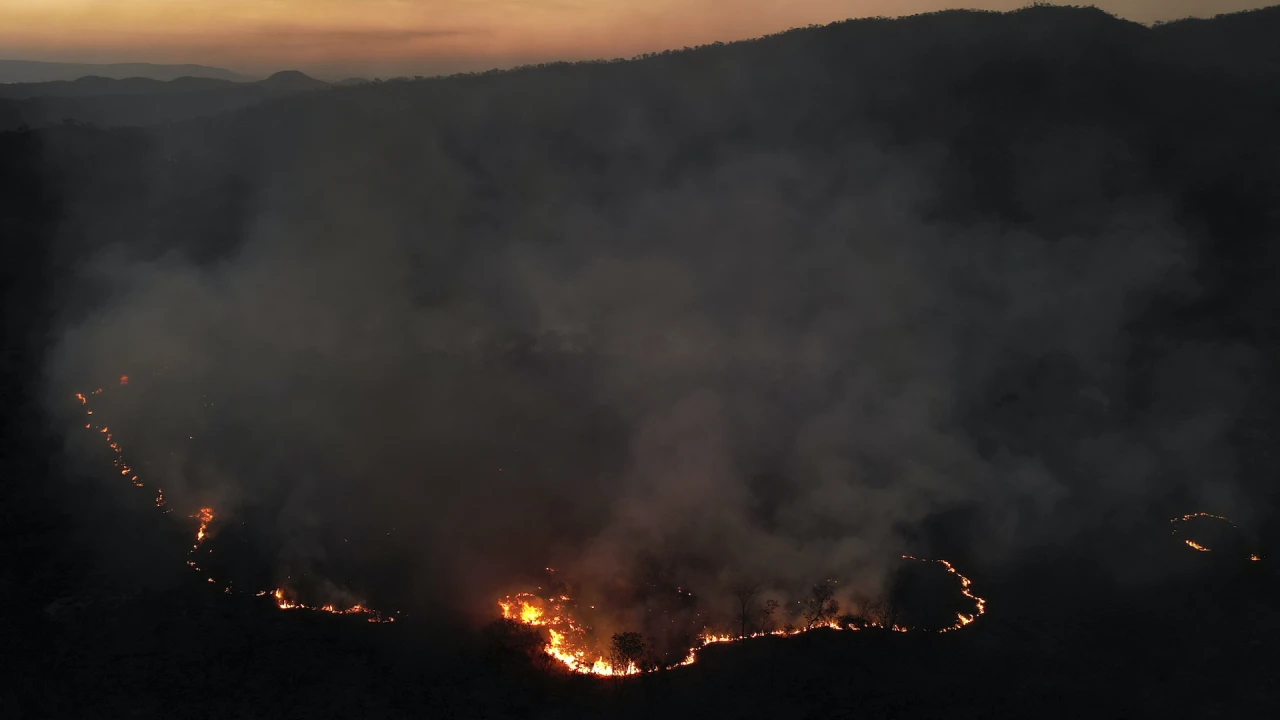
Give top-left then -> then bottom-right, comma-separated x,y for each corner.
267,587 -> 394,622
193,507 -> 214,544
499,592 -> 642,676
1170,512 -> 1264,561
1174,512 -> 1234,525
74,375 -> 395,624
499,555 -> 986,677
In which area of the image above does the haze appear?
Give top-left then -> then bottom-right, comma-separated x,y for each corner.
3,0 -> 1273,78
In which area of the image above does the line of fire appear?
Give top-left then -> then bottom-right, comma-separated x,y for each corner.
73,373 -> 1265,678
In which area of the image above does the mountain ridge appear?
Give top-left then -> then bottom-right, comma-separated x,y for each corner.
0,59 -> 249,84
0,70 -> 327,100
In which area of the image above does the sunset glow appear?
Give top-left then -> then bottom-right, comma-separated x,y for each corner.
2,1 -> 1270,78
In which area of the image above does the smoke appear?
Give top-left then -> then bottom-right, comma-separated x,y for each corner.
40,64 -> 1255,633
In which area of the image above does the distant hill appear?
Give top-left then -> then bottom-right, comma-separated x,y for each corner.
257,70 -> 331,92
0,75 -> 235,100
0,59 -> 249,83
0,70 -> 329,129
0,70 -> 329,101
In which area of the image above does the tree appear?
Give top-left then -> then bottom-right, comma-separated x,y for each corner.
802,582 -> 839,629
608,632 -> 646,675
862,592 -> 905,630
482,618 -> 553,671
836,611 -> 867,630
759,598 -> 780,633
730,581 -> 762,638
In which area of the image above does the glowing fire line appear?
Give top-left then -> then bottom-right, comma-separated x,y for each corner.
499,555 -> 987,677
74,377 -> 395,622
1170,512 -> 1264,561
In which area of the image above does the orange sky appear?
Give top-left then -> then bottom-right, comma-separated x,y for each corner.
1,1 -> 1272,78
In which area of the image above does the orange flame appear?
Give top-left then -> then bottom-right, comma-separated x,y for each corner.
1170,512 -> 1264,561
193,507 -> 214,544
499,555 -> 986,677
76,377 -> 393,624
266,588 -> 394,622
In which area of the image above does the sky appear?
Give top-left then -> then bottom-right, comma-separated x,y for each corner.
1,1 -> 1273,78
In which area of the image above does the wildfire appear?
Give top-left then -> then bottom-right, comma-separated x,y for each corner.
74,377 -> 394,625
499,591 -> 641,676
193,507 -> 214,545
1174,512 -> 1233,525
498,555 -> 987,678
1170,512 -> 1264,561
261,588 -> 395,623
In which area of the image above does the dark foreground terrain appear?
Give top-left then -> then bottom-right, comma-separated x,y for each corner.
4,4 -> 1280,718
6,477 -> 1278,719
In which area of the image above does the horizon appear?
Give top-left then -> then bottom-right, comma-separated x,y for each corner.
2,1 -> 1274,81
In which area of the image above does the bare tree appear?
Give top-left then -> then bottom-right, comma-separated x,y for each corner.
730,581 -> 762,638
863,592 -> 905,630
802,582 -> 838,629
759,598 -> 780,633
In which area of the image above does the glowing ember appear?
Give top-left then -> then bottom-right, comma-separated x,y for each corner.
265,588 -> 395,623
193,507 -> 214,545
499,555 -> 987,677
1174,512 -> 1234,525
1169,512 -> 1263,561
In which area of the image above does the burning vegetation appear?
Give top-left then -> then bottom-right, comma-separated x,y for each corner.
497,555 -> 988,677
73,374 -> 395,622
77,372 -> 992,677
74,372 -> 1266,682
1170,512 -> 1264,561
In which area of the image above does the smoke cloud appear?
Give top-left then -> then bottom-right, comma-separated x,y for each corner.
41,29 -> 1259,633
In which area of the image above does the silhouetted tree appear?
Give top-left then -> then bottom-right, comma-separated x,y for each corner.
836,612 -> 868,630
802,582 -> 839,629
759,598 -> 780,633
863,592 -> 905,630
730,581 -> 762,638
608,632 -> 646,675
482,618 -> 553,671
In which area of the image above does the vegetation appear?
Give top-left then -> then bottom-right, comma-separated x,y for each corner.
802,583 -> 840,629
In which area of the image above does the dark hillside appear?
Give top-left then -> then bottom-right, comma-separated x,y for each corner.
4,6 -> 1280,718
